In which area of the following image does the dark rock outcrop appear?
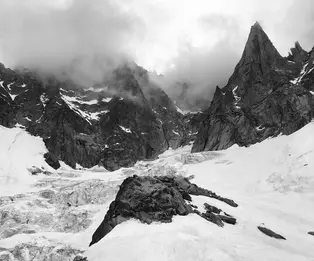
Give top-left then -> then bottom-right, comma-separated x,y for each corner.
90,175 -> 193,245
158,175 -> 238,207
90,175 -> 238,246
202,203 -> 237,226
192,22 -> 314,153
308,231 -> 314,236
257,226 -> 286,240
218,214 -> 237,225
201,212 -> 224,227
73,255 -> 88,261
204,203 -> 221,214
0,62 -> 202,171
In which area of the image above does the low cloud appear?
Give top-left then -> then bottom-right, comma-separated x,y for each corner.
0,0 -> 313,106
150,15 -> 243,109
150,0 -> 314,109
0,0 -> 144,85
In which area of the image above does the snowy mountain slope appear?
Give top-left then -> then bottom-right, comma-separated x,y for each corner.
0,126 -> 53,196
85,121 -> 314,261
1,121 -> 314,260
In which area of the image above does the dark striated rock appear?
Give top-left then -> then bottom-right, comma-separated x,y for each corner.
201,212 -> 224,227
157,175 -> 238,207
257,226 -> 286,240
203,203 -> 237,225
90,175 -> 238,246
44,152 -> 61,169
73,255 -> 88,261
218,215 -> 237,225
169,176 -> 238,207
204,203 -> 221,214
0,61 -> 202,171
308,231 -> 314,236
90,175 -> 193,246
192,22 -> 314,154
288,41 -> 309,64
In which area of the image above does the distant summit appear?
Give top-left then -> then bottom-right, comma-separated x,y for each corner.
192,22 -> 314,153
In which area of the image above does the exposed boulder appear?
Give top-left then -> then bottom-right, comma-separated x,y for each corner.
257,226 -> 286,240
308,231 -> 314,236
204,203 -> 221,214
44,152 -> 61,169
90,175 -> 238,246
202,203 -> 237,226
218,214 -> 237,225
201,212 -> 224,227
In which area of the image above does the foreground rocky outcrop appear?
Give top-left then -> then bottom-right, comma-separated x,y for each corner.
192,22 -> 314,153
90,175 -> 238,246
0,62 -> 201,171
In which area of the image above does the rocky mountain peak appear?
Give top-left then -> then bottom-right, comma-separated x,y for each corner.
288,41 -> 308,63
294,41 -> 304,52
192,22 -> 314,154
252,21 -> 262,29
240,21 -> 282,67
221,22 -> 287,107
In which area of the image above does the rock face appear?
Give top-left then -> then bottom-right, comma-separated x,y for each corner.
0,62 -> 201,171
90,175 -> 237,246
192,22 -> 314,153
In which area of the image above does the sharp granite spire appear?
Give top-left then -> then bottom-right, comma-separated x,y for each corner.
192,22 -> 314,154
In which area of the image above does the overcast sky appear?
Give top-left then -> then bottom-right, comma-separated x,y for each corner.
0,0 -> 313,90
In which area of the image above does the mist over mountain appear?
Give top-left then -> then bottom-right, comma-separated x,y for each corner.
0,0 -> 143,86
1,0 -> 314,104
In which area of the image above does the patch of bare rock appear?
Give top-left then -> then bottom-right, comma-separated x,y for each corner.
90,175 -> 238,246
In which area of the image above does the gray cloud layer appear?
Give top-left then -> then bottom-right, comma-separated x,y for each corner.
0,0 -> 143,85
0,0 -> 313,105
154,0 -> 314,108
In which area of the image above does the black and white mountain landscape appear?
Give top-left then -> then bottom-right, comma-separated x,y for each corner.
1,1 -> 314,260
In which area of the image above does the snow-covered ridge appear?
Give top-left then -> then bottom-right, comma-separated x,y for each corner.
0,126 -> 53,196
